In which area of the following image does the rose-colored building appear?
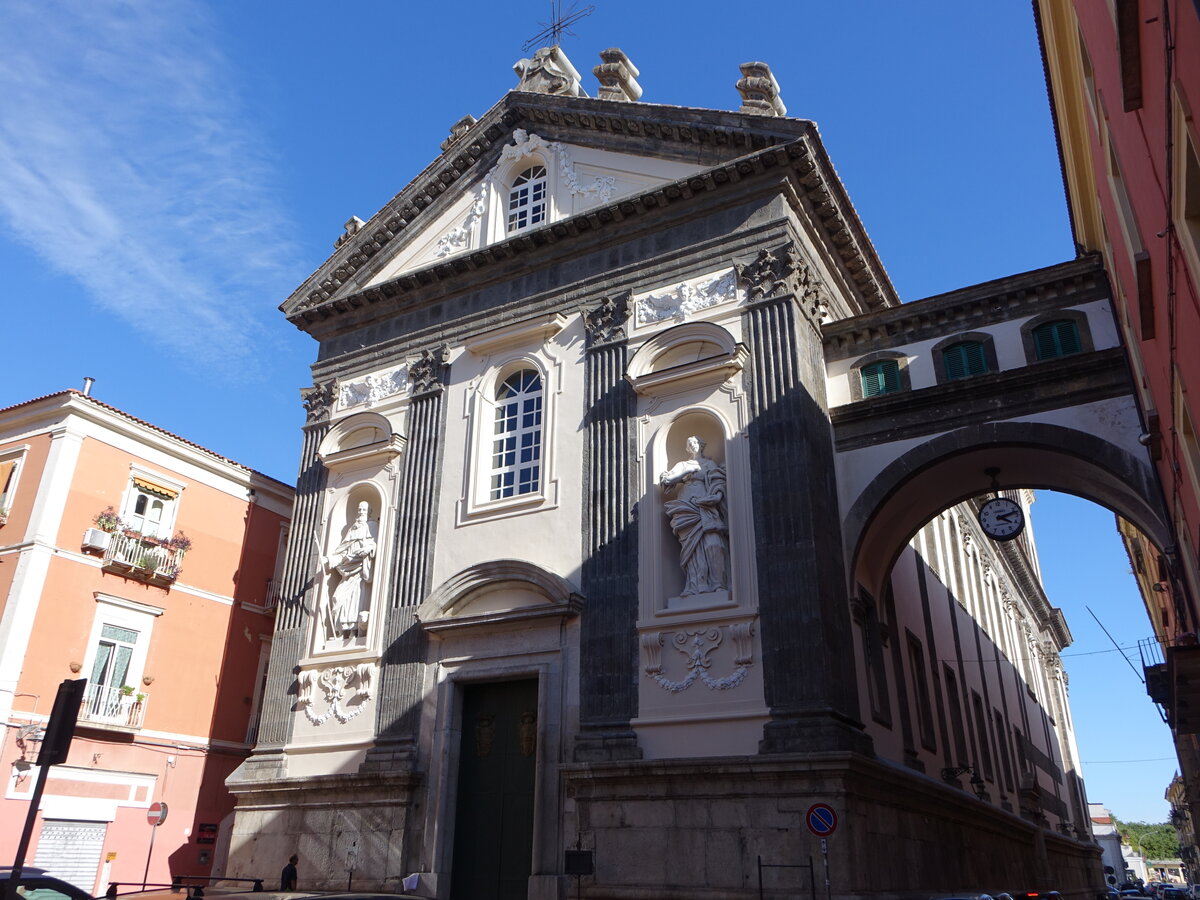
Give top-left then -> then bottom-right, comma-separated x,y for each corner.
1038,0 -> 1200,862
0,388 -> 292,894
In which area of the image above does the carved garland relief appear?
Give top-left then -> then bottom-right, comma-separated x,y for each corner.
634,269 -> 738,327
297,663 -> 374,725
641,622 -> 755,693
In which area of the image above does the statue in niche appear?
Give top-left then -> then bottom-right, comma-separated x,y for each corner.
323,501 -> 378,640
659,436 -> 730,596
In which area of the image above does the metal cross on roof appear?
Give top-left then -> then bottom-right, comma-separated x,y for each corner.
522,0 -> 594,52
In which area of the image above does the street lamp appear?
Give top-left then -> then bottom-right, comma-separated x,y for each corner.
941,764 -> 989,800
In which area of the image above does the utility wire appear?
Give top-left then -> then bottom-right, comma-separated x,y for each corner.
1088,606 -> 1145,684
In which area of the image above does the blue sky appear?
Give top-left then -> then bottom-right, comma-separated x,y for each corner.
0,3 -> 1175,822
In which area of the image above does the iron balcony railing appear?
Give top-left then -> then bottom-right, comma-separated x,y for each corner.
103,532 -> 185,582
79,683 -> 149,729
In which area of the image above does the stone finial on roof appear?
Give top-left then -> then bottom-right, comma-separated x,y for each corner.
441,114 -> 478,152
513,46 -> 587,97
335,216 -> 365,249
736,61 -> 787,117
593,48 -> 642,102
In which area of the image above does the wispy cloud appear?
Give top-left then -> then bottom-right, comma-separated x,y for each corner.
0,0 -> 298,375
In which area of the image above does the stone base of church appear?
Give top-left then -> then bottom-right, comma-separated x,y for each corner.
560,752 -> 1100,899
223,767 -> 423,892
222,750 -> 1098,898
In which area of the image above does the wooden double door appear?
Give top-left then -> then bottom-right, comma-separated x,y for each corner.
450,679 -> 538,900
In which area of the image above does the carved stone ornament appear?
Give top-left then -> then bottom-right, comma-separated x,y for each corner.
642,622 -> 755,693
737,243 -> 829,323
584,292 -> 630,345
296,663 -> 374,725
435,185 -> 486,259
512,46 -> 585,97
502,130 -> 615,204
738,243 -> 803,302
736,61 -> 787,117
408,345 -> 451,395
301,381 -> 336,424
593,48 -> 642,102
339,364 -> 411,409
634,269 -> 738,327
849,593 -> 872,626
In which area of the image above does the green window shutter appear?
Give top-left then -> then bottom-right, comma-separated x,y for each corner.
1033,320 -> 1081,360
943,341 -> 988,380
861,360 -> 902,398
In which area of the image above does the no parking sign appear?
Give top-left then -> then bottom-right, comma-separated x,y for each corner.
805,803 -> 837,837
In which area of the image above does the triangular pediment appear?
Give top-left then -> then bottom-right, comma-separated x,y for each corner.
281,90 -> 821,318
282,88 -> 898,325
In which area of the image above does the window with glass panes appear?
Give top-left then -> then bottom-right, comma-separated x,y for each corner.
1031,319 -> 1082,360
942,341 -> 989,380
507,166 -> 547,233
860,359 -> 902,397
490,370 -> 543,500
85,623 -> 139,719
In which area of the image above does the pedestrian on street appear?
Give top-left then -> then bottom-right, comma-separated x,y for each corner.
281,854 -> 298,891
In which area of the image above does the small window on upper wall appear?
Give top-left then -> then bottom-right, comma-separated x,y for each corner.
1032,319 -> 1082,360
490,369 -> 543,500
860,360 -> 902,398
0,454 -> 21,514
507,166 -> 548,233
942,341 -> 989,381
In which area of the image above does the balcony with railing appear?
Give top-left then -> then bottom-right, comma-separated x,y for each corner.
78,683 -> 149,731
1140,634 -> 1200,733
102,532 -> 185,585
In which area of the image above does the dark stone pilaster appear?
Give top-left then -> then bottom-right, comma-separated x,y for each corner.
366,348 -> 448,764
575,294 -> 642,762
254,382 -> 334,753
738,245 -> 870,755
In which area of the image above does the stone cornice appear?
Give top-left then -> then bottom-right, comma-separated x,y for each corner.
822,256 -> 1107,362
284,93 -> 897,326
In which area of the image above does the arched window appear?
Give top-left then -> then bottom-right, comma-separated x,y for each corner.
942,341 -> 989,381
507,166 -> 548,233
860,359 -> 902,398
490,369 -> 543,499
1031,319 -> 1082,360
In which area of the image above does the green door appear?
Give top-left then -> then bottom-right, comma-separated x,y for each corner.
450,679 -> 538,900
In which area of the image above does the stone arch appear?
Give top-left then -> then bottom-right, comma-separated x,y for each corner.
844,420 -> 1170,601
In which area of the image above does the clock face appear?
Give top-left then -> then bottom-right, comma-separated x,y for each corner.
978,497 -> 1025,541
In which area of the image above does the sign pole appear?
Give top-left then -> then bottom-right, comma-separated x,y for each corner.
142,802 -> 168,888
4,680 -> 86,900
821,838 -> 831,900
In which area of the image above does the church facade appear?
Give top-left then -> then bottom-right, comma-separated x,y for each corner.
226,48 -> 1101,898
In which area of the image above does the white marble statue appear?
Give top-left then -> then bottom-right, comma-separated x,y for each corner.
659,436 -> 730,596
323,501 -> 378,639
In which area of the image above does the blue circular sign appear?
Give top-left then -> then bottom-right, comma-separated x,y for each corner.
806,802 -> 837,837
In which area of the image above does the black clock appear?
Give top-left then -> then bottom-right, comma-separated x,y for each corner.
978,496 -> 1025,541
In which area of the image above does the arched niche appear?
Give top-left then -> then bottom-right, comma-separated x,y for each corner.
315,482 -> 387,652
844,421 -> 1171,603
647,408 -> 735,612
627,321 -> 747,397
318,411 -> 406,473
417,559 -> 583,631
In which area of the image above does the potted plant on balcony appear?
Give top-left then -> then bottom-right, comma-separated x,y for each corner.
0,506 -> 9,526
94,507 -> 123,532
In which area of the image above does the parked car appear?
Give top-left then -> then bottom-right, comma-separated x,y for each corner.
0,867 -> 93,900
